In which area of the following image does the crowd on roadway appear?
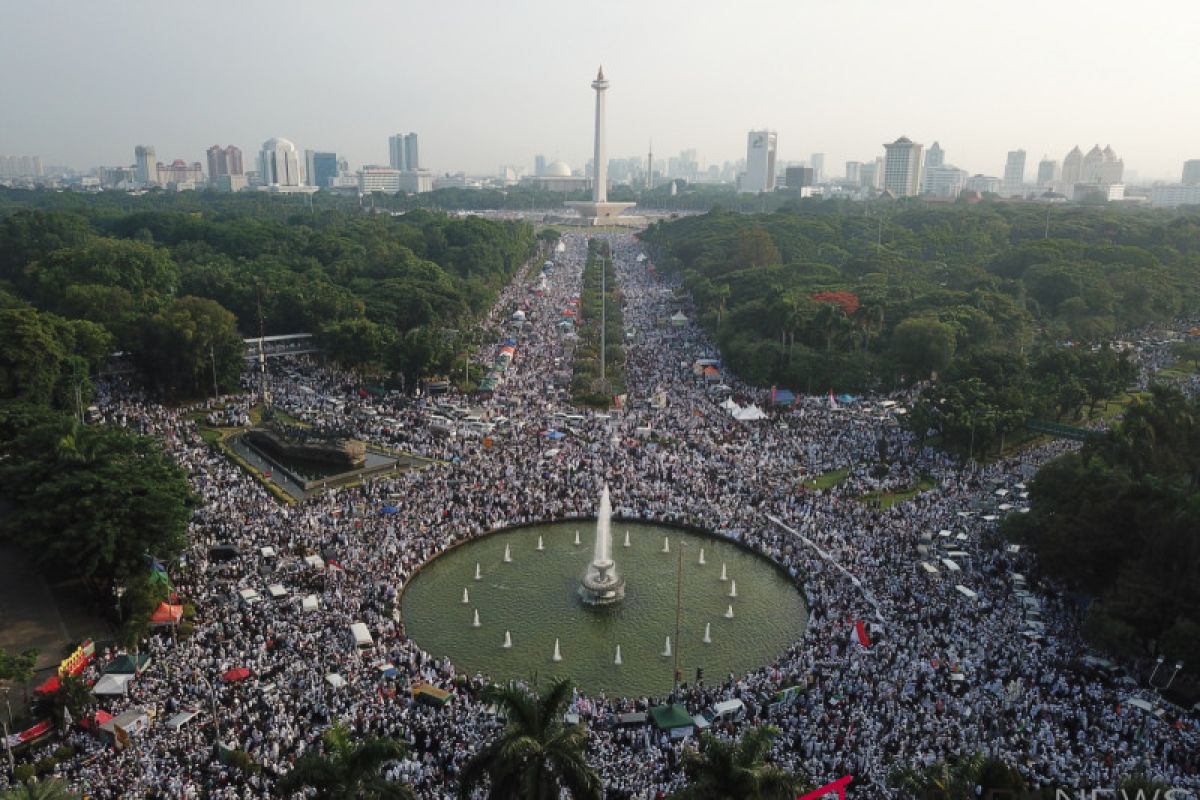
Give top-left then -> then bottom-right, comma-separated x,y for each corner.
4,232 -> 1198,798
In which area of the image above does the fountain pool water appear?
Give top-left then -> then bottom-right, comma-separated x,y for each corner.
401,520 -> 807,696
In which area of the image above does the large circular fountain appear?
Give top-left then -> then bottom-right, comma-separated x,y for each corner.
401,493 -> 808,696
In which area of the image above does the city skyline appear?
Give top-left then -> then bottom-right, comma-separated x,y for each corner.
2,0 -> 1199,181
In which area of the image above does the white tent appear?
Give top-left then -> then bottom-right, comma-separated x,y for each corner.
955,585 -> 978,599
732,404 -> 767,421
325,673 -> 347,689
93,673 -> 134,696
720,398 -> 740,412
301,594 -> 320,612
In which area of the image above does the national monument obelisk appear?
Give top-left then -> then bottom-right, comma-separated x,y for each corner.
566,67 -> 637,225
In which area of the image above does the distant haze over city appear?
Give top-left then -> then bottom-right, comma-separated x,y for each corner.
2,0 -> 1198,180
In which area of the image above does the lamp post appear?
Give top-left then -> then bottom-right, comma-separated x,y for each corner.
1164,662 -> 1184,692
2,685 -> 11,727
1148,655 -> 1165,687
195,671 -> 221,756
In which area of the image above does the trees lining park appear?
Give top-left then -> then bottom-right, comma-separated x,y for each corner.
0,191 -> 537,618
639,200 -> 1200,456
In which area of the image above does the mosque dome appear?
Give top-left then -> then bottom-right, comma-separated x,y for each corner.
262,137 -> 297,152
545,160 -> 572,177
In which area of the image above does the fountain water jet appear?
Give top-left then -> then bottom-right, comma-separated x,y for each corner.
474,563 -> 482,581
703,623 -> 712,643
462,588 -> 470,604
578,485 -> 625,605
552,638 -> 563,662
472,609 -> 481,628
662,636 -> 672,657
623,530 -> 630,548
662,537 -> 670,553
503,630 -> 512,649
614,645 -> 622,665
729,580 -> 738,598
724,605 -> 734,619
698,548 -> 706,565
503,544 -> 512,563
574,530 -> 581,545
537,536 -> 544,551
720,563 -> 727,581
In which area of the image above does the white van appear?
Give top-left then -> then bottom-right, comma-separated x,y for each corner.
694,698 -> 745,730
349,622 -> 374,651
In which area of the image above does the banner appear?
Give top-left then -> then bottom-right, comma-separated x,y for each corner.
58,639 -> 95,677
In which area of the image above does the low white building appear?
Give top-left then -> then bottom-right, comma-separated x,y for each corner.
1149,184 -> 1200,208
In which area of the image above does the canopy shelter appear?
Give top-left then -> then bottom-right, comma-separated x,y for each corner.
104,653 -> 151,675
955,585 -> 978,599
771,388 -> 796,405
222,667 -> 251,683
92,673 -> 133,696
411,682 -> 453,707
732,404 -> 767,421
648,703 -> 693,733
325,673 -> 347,689
148,602 -> 183,627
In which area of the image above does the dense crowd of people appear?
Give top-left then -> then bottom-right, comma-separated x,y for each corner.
3,232 -> 1197,798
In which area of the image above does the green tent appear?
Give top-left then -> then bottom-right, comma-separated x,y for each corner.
648,703 -> 693,732
104,653 -> 152,675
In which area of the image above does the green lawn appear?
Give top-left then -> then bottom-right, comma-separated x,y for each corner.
859,474 -> 938,509
807,467 -> 850,490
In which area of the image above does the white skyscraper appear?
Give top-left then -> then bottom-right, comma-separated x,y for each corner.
882,136 -> 922,197
1003,149 -> 1027,196
740,130 -> 777,193
810,153 -> 825,183
258,138 -> 301,186
135,145 -> 157,186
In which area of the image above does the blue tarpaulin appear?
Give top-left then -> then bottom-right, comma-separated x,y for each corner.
381,505 -> 399,514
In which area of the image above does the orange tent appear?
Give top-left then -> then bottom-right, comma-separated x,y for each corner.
148,602 -> 183,627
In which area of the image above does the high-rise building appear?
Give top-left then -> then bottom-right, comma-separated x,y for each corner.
921,143 -> 947,194
135,145 -> 157,186
1079,144 -> 1123,183
157,159 -> 204,187
1062,146 -> 1083,184
1037,157 -> 1058,187
882,136 -> 922,197
785,166 -> 814,189
304,150 -> 337,189
206,146 -> 243,182
388,134 -> 407,170
1003,150 -> 1027,196
810,153 -> 825,183
924,165 -> 968,198
404,134 -> 419,171
860,158 -> 883,190
1183,160 -> 1200,186
359,166 -> 403,193
258,138 -> 301,186
388,133 -> 420,171
844,161 -> 861,184
740,130 -> 777,193
925,142 -> 945,169
535,154 -> 547,177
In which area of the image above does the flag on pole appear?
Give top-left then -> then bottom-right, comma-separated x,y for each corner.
852,620 -> 871,648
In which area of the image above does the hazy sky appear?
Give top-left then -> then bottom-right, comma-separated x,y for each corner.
3,0 -> 1199,181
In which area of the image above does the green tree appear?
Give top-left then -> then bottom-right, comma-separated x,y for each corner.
670,726 -> 804,800
135,296 -> 244,397
31,674 -> 94,729
891,317 -> 957,381
0,777 -> 81,800
458,677 -> 601,800
887,753 -> 1024,799
277,723 -> 413,800
0,413 -> 195,579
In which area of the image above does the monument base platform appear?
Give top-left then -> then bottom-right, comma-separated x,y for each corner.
564,201 -> 640,226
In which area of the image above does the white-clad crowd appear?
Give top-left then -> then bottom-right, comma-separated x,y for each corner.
3,232 -> 1196,798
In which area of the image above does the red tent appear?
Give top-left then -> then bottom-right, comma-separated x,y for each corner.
34,675 -> 61,696
79,710 -> 114,731
148,602 -> 183,627
222,667 -> 251,683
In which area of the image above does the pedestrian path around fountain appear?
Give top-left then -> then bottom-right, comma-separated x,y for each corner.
400,520 -> 807,697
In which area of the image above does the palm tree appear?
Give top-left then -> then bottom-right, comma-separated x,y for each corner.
457,677 -> 601,800
277,723 -> 412,800
670,725 -> 804,800
0,778 -> 80,800
887,752 -> 1024,799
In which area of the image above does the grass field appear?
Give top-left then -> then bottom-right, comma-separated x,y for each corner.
806,467 -> 850,490
859,474 -> 938,509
